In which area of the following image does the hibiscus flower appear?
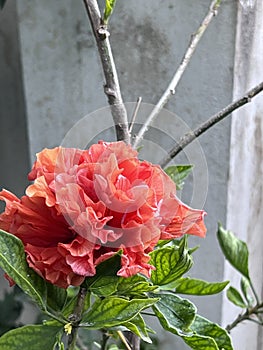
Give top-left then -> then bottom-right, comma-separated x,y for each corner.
0,141 -> 206,288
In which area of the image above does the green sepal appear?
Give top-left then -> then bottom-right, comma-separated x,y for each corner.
0,324 -> 62,350
164,165 -> 193,190
81,296 -> 158,328
227,286 -> 247,308
150,238 -> 193,286
217,224 -> 250,279
151,292 -> 196,335
103,0 -> 117,24
160,277 -> 229,295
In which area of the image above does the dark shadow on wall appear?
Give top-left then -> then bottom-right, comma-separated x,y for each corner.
0,0 -> 30,204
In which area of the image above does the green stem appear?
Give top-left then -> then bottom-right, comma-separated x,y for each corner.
67,287 -> 88,350
249,279 -> 260,305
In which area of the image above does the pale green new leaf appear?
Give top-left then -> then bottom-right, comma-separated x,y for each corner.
103,0 -> 117,24
227,286 -> 247,308
217,224 -> 250,278
0,230 -> 47,311
81,296 -> 158,328
161,277 -> 229,295
151,292 -> 196,335
164,165 -> 193,190
0,325 -> 62,350
150,244 -> 193,286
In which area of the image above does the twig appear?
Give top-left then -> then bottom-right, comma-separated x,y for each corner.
132,0 -> 222,148
226,302 -> 263,333
159,81 -> 263,168
129,97 -> 142,135
117,331 -> 132,350
67,287 -> 88,350
82,0 -> 130,144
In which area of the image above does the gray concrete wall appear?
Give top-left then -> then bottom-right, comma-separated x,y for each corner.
0,0 -> 247,349
0,0 -> 29,198
0,0 -> 30,303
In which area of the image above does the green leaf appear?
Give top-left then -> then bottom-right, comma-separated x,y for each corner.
122,314 -> 153,343
217,224 -> 250,278
103,0 -> 117,24
161,277 -> 229,295
184,315 -> 234,350
0,0 -> 7,9
90,276 -> 120,296
241,277 -> 254,306
81,296 -> 158,328
164,165 -> 193,190
46,283 -> 67,312
151,292 -> 196,335
0,230 -> 47,311
150,240 -> 193,286
85,251 -> 122,288
0,324 -> 62,350
183,335 -> 219,349
227,286 -> 247,308
117,275 -> 157,296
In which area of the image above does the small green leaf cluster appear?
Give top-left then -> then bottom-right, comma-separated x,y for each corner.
217,224 -> 263,332
164,164 -> 194,190
103,0 -> 117,24
0,229 -> 232,350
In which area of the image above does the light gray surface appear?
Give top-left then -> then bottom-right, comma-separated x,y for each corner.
223,2 -> 263,349
0,0 -> 239,349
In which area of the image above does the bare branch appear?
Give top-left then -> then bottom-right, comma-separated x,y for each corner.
82,0 -> 130,143
226,302 -> 263,333
129,97 -> 142,135
132,0 -> 222,148
159,81 -> 263,168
